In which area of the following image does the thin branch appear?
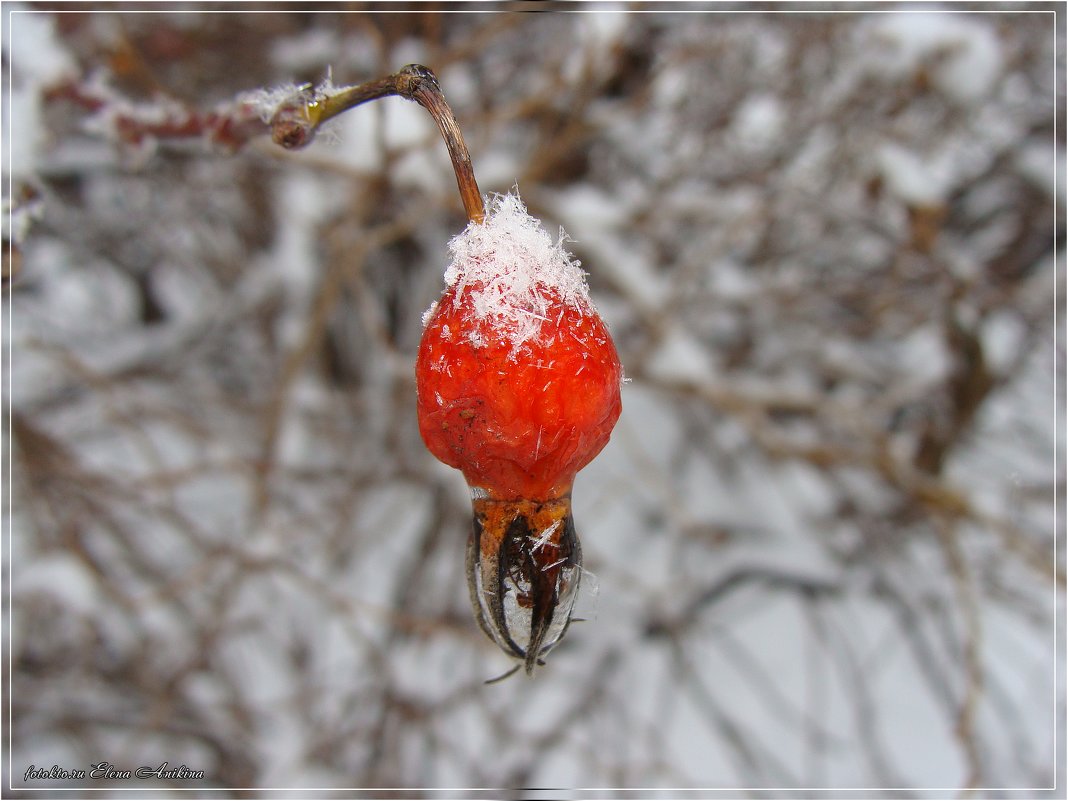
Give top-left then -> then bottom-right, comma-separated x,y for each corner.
48,65 -> 485,223
271,65 -> 484,224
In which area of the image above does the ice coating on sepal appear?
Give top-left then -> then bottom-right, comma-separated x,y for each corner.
466,496 -> 582,675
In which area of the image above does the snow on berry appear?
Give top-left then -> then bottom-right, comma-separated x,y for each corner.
436,192 -> 596,353
416,191 -> 622,502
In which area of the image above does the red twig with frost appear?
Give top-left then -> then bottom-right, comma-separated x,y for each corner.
45,66 -> 484,224
44,74 -> 274,152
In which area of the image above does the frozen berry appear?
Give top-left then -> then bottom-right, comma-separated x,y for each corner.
416,192 -> 622,673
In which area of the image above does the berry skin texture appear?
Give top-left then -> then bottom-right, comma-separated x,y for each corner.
416,285 -> 622,501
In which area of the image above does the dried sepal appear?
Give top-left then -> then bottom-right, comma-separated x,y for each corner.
466,496 -> 582,676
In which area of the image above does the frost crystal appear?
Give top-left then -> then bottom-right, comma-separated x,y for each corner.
237,82 -> 313,123
443,192 -> 593,347
238,72 -> 360,125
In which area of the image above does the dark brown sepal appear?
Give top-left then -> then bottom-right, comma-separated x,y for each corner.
466,496 -> 582,675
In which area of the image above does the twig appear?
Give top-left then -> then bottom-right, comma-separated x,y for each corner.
48,65 -> 485,223
270,65 -> 484,224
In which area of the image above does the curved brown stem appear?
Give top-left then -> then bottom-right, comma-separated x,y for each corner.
271,64 -> 485,224
398,66 -> 485,225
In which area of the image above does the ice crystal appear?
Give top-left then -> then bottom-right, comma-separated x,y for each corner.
443,191 -> 593,348
237,82 -> 313,123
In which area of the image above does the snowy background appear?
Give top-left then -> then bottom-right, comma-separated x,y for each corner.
3,5 -> 1063,796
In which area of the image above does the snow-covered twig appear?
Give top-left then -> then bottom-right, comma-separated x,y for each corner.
45,72 -> 275,152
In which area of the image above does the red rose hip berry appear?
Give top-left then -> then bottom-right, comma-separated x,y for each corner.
415,193 -> 622,675
417,286 -> 621,500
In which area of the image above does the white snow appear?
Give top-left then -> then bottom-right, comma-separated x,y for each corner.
4,10 -> 76,178
392,145 -> 450,195
550,184 -> 670,309
652,64 -> 689,109
438,63 -> 479,110
895,323 -> 952,388
5,88 -> 45,179
271,28 -> 341,72
552,183 -> 631,232
5,9 -> 76,85
389,37 -> 429,70
876,142 -> 957,207
730,94 -> 785,153
867,13 -> 1004,104
14,552 -> 99,615
710,258 -> 758,300
439,191 -> 593,348
384,95 -> 435,151
270,171 -> 347,301
980,310 -> 1027,376
238,81 -> 312,123
323,100 -> 377,171
1015,138 -> 1062,202
561,7 -> 628,83
470,149 -> 522,191
645,325 -> 717,384
576,7 -> 628,52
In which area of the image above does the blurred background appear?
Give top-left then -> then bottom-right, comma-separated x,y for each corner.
3,4 -> 1063,796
